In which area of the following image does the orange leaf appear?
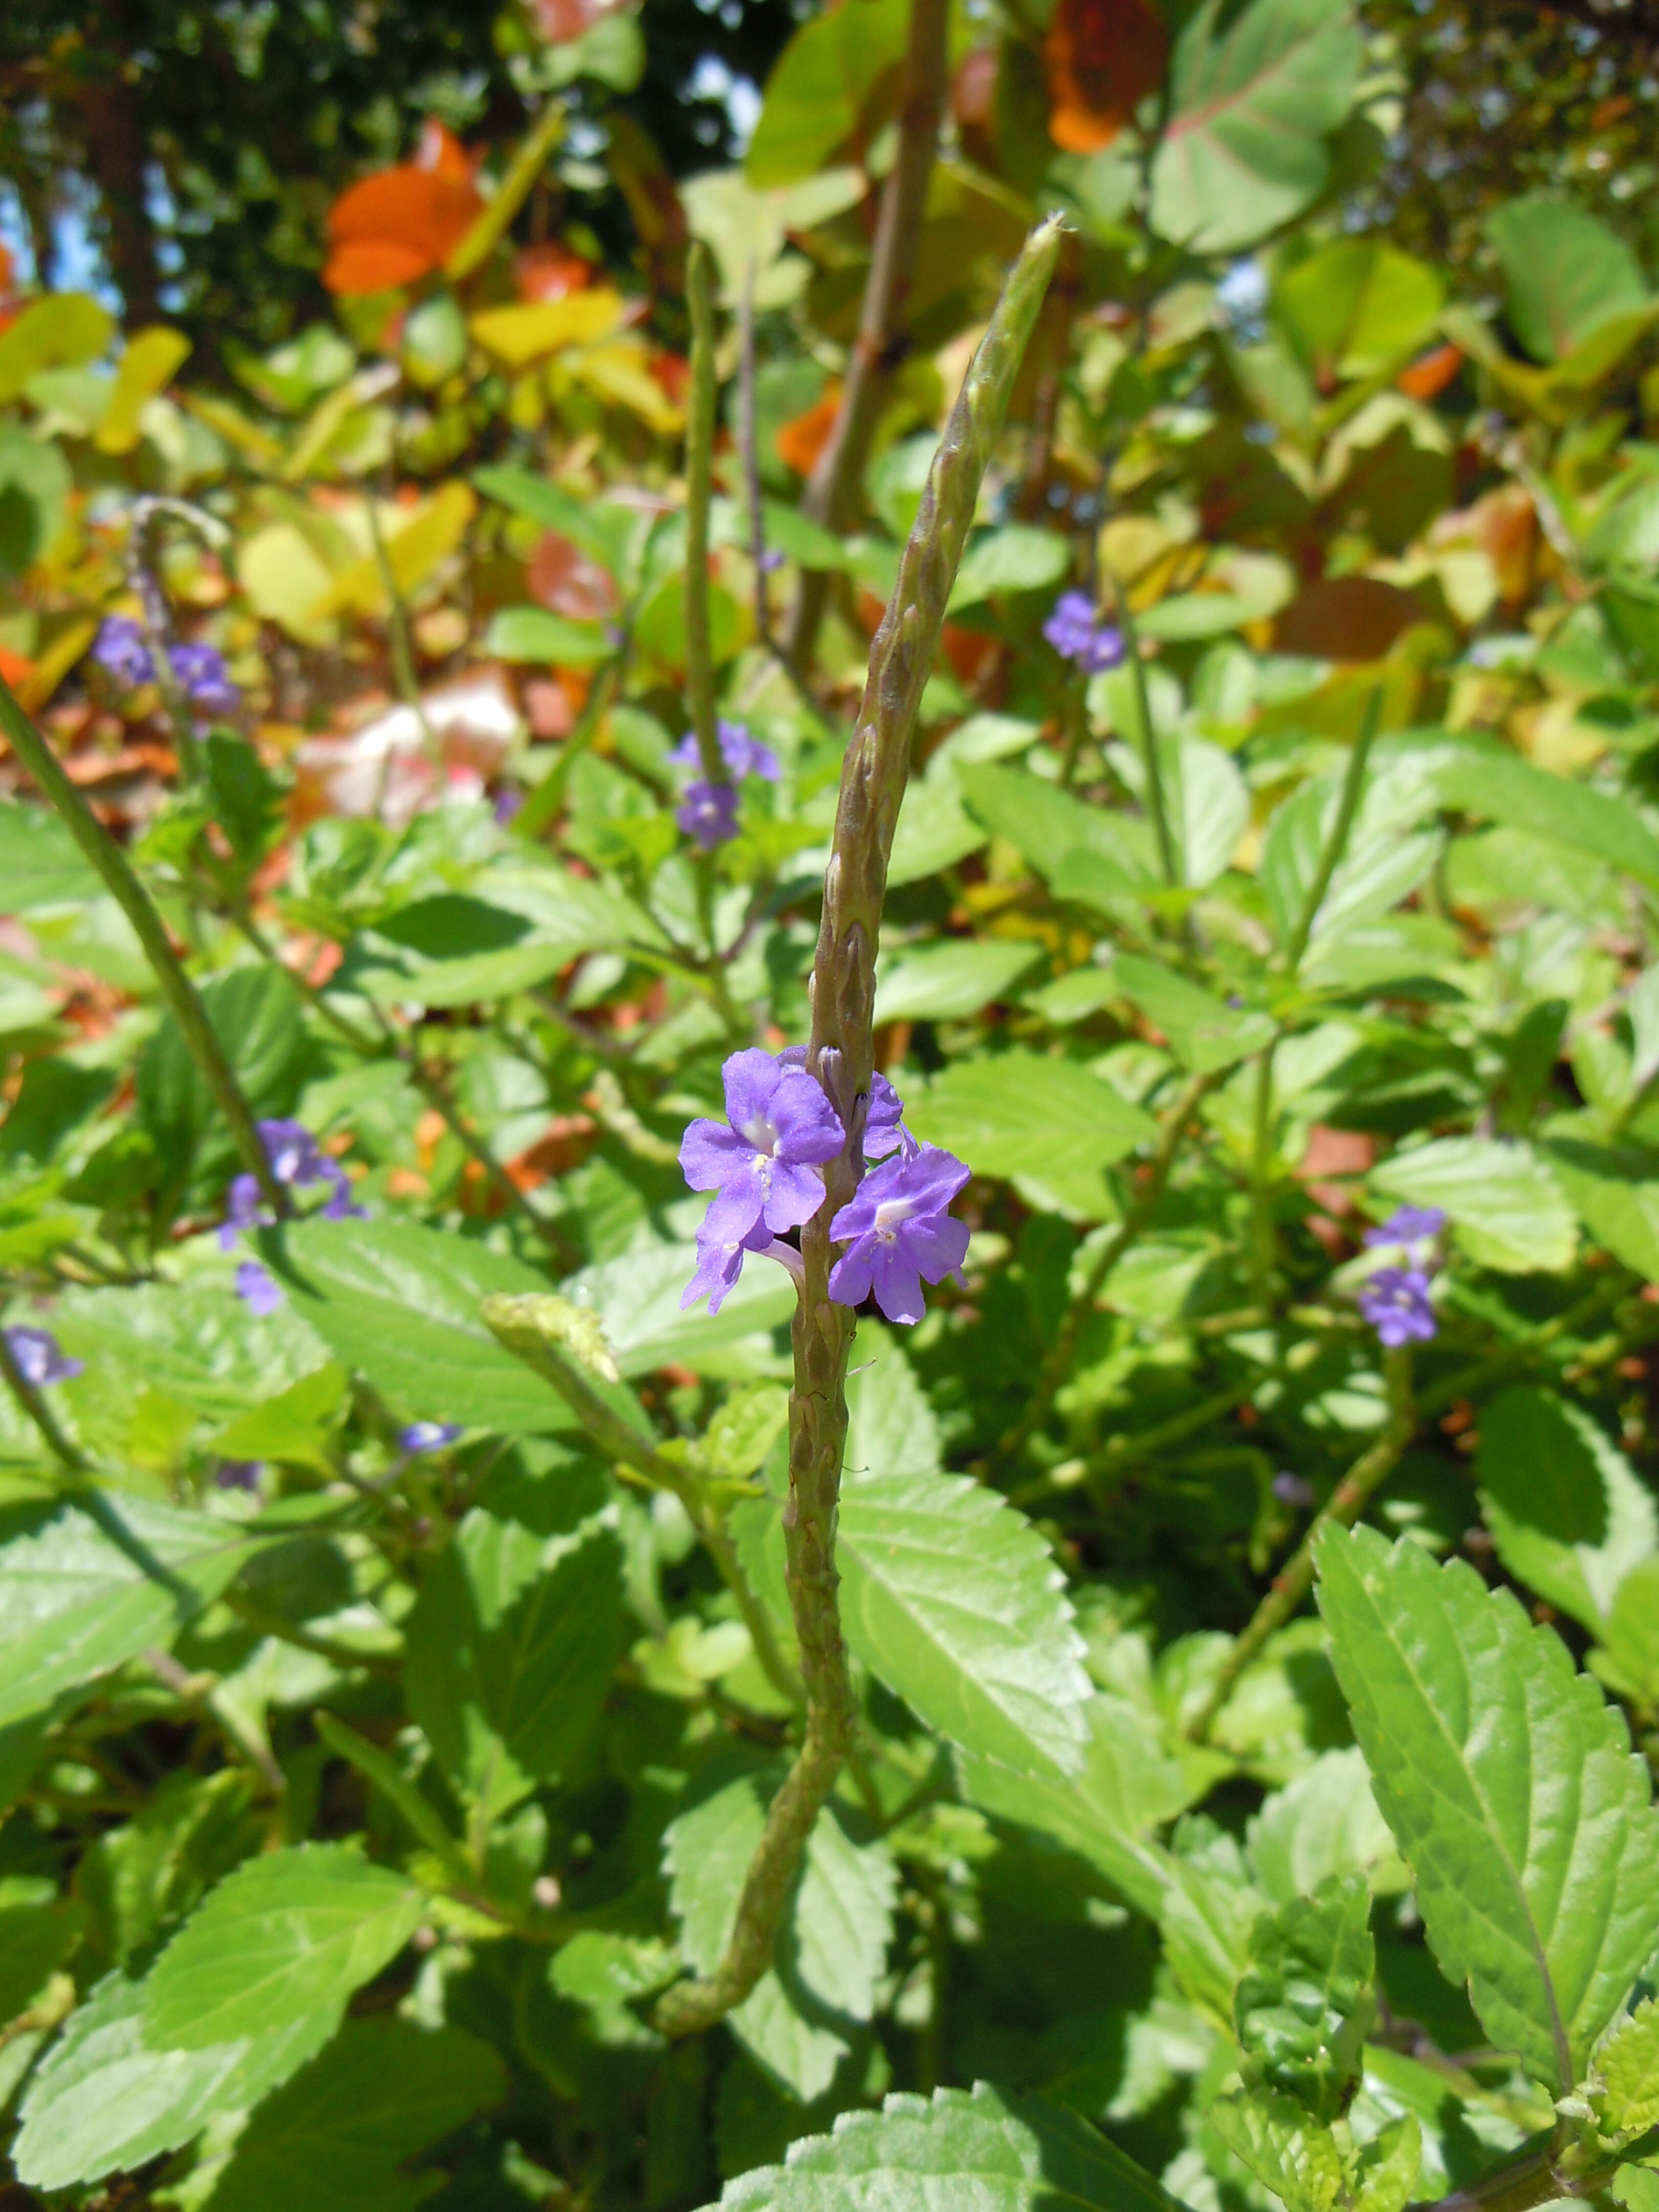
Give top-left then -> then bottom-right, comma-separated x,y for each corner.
1045,0 -> 1168,155
0,647 -> 35,688
0,242 -> 12,293
323,237 -> 436,297
515,243 -> 594,302
528,531 -> 618,621
1396,343 -> 1462,402
775,387 -> 841,477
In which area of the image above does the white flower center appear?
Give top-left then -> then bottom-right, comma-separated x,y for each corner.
740,1113 -> 780,1159
871,1196 -> 914,1241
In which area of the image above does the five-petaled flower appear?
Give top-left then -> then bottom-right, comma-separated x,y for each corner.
220,1118 -> 366,1252
677,780 -> 740,852
1357,1265 -> 1438,1348
5,1325 -> 82,1387
828,1144 -> 970,1326
671,719 -> 779,851
1043,590 -> 1125,675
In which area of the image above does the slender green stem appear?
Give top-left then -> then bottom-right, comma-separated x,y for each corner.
683,240 -> 724,785
1247,1039 -> 1280,1312
0,673 -> 284,1213
366,494 -> 439,760
0,1326 -> 88,1471
654,218 -> 1066,2042
1418,1270 -> 1636,1417
1116,595 -> 1178,888
444,100 -> 565,284
127,496 -> 222,786
994,1066 -> 1218,1471
1187,1344 -> 1416,1741
1281,686 -> 1382,973
482,1296 -> 800,1713
739,260 -> 771,645
515,649 -> 624,841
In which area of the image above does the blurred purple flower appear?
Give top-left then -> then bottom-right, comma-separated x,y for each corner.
1271,1471 -> 1317,1509
677,779 -> 740,851
1043,590 -> 1125,675
828,1143 -> 970,1326
5,1325 -> 82,1387
1364,1205 -> 1447,1251
236,1261 -> 285,1317
215,1459 -> 263,1492
669,719 -> 780,783
169,641 -> 240,715
220,1119 -> 366,1250
94,615 -> 155,687
400,1421 -> 463,1454
758,547 -> 785,574
1358,1266 -> 1437,1348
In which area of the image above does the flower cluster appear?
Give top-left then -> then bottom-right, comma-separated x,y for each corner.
678,1048 -> 968,1326
94,615 -> 240,716
5,1325 -> 82,1388
1043,590 -> 1125,675
1357,1204 -> 1447,1348
224,1118 -> 367,1315
669,719 -> 779,852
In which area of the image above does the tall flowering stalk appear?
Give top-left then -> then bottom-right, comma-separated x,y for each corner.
651,215 -> 1064,2038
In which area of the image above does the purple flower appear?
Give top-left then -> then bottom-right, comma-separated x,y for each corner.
169,641 -> 239,715
1043,590 -> 1125,675
862,1070 -> 917,1161
679,1048 -> 845,1312
1364,1205 -> 1447,1250
400,1421 -> 463,1454
827,1143 -> 970,1327
758,547 -> 785,574
94,615 -> 155,688
669,719 -> 780,783
216,1459 -> 263,1492
1271,1471 -> 1316,1509
219,1120 -> 366,1249
677,779 -> 740,851
1357,1266 -> 1437,1348
5,1326 -> 83,1387
236,1261 -> 285,1317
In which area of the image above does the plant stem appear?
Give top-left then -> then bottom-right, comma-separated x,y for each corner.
0,673 -> 284,1213
994,1065 -> 1219,1470
481,1296 -> 801,1713
515,650 -> 624,841
654,217 -> 1066,2041
127,495 -> 224,786
739,260 -> 771,644
0,1327 -> 88,1471
1117,595 -> 1178,888
366,493 -> 439,761
1186,1343 -> 1416,1741
784,0 -> 951,672
683,239 -> 724,783
1247,1039 -> 1280,1312
1280,686 -> 1382,973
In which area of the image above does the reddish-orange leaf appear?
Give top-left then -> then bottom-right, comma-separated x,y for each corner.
529,0 -> 624,41
775,387 -> 841,477
0,647 -> 35,687
323,237 -> 436,297
324,128 -> 485,295
414,118 -> 473,184
1045,0 -> 1168,155
1396,344 -> 1462,402
528,531 -> 618,622
515,243 -> 594,303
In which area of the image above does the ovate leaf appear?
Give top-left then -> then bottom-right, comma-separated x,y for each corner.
1316,1526 -> 1659,2090
404,1503 -> 624,1827
142,1843 -> 422,2051
1488,196 -> 1652,366
710,2080 -> 1188,2212
1369,1137 -> 1577,1275
1151,0 -> 1363,254
837,1470 -> 1091,1779
201,2018 -> 504,2212
904,1049 -> 1156,1222
1474,1388 -> 1658,1634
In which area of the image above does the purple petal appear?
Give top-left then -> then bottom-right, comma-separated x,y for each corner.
722,1048 -> 783,1134
703,1177 -> 768,1247
827,1237 -> 875,1311
768,1070 -> 844,1165
401,1421 -> 463,1453
760,1157 -> 828,1236
679,1117 -> 753,1194
869,1239 -> 927,1326
901,1211 -> 970,1285
236,1261 -> 285,1317
677,780 -> 739,850
5,1325 -> 82,1386
681,1226 -> 752,1314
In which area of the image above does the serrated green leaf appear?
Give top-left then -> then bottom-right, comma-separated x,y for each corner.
843,1328 -> 941,1484
956,761 -> 1157,888
142,1842 -> 422,2052
278,1215 -> 579,1433
565,1237 -> 798,1374
872,937 -> 1045,1025
708,2080 -> 1188,2212
1112,956 -> 1274,1074
54,1278 -> 333,1437
1351,2114 -> 1423,2212
11,1968 -> 332,2189
1316,1525 -> 1659,2089
836,1469 -> 1090,1779
1369,1137 -> 1577,1275
904,1050 -> 1157,1222
1475,1387 -> 1658,1634
1236,1874 -> 1375,2120
1206,2090 -> 1345,2212
1595,1996 -> 1659,2139
198,2018 -> 504,2212
0,1494 -> 272,1731
405,1504 -> 624,1827
1248,1748 -> 1405,1905
665,1768 -> 896,2100
1162,1819 -> 1269,2026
